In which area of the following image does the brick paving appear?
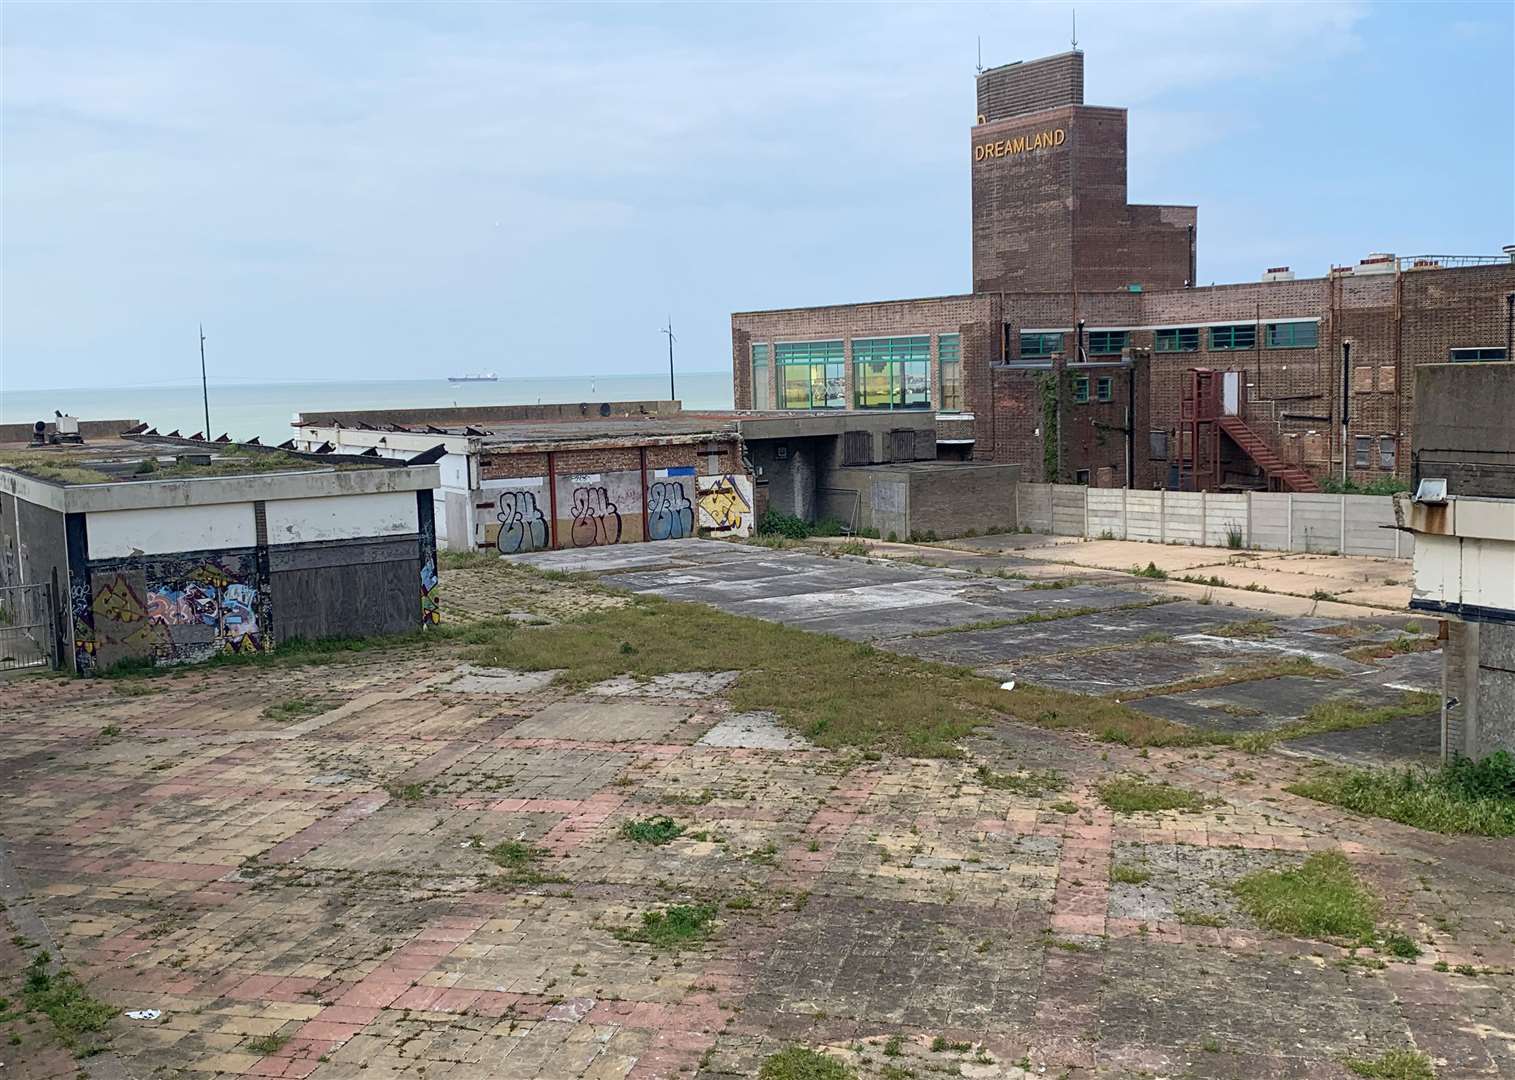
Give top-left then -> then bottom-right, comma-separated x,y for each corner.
1,564 -> 1512,1078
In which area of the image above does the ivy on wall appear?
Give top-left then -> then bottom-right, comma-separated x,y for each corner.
1036,371 -> 1060,482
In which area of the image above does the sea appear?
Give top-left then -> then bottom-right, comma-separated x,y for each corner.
2,371 -> 734,445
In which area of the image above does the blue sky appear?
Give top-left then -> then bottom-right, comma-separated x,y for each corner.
3,1 -> 1512,392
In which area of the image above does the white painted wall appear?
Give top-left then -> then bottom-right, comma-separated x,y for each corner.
1414,535 -> 1515,613
87,503 -> 256,558
264,491 -> 418,546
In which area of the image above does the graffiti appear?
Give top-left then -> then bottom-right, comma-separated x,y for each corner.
497,490 -> 549,554
570,486 -> 622,547
647,481 -> 694,541
93,574 -> 147,628
697,474 -> 755,537
419,498 -> 441,626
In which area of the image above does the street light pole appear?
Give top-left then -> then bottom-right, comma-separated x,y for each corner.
199,324 -> 211,440
661,317 -> 676,401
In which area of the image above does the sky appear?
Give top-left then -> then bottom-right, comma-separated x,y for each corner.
3,0 -> 1512,393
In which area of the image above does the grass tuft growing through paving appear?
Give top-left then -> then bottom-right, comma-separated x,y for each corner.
1097,777 -> 1216,814
974,764 -> 1067,797
619,816 -> 685,845
463,593 -> 1026,757
1110,863 -> 1153,884
1342,1048 -> 1436,1079
1230,852 -> 1379,944
1237,691 -> 1441,754
759,1046 -> 857,1080
486,840 -> 563,885
1285,751 -> 1515,837
260,696 -> 333,722
613,904 -> 717,949
1002,683 -> 1233,749
20,953 -> 118,1057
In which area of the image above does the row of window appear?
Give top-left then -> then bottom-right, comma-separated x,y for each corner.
1072,375 -> 1115,403
1019,321 -> 1320,358
1450,347 -> 1507,362
753,334 -> 964,412
1355,435 -> 1399,471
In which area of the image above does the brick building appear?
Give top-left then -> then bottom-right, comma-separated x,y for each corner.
731,50 -> 1515,491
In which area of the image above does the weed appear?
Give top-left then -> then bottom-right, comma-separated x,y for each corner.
1026,579 -> 1076,590
660,787 -> 716,806
1224,523 -> 1245,549
757,510 -> 813,540
1049,800 -> 1081,815
1112,656 -> 1340,703
759,1046 -> 857,1080
1341,1048 -> 1435,1079
98,724 -> 121,738
620,817 -> 684,845
1212,619 -> 1276,640
1231,852 -> 1379,943
974,764 -> 1068,797
1006,682 -> 1233,748
111,681 -> 158,698
1097,778 -> 1215,814
19,955 -> 118,1056
1379,930 -> 1423,959
245,1031 -> 291,1055
614,904 -> 717,949
833,541 -> 870,558
384,782 -> 425,805
1345,636 -> 1439,662
1175,908 -> 1228,927
1311,590 -> 1340,603
1130,562 -> 1169,580
883,1034 -> 904,1057
1110,863 -> 1152,885
260,697 -> 332,723
1240,691 -> 1442,754
1286,752 -> 1515,836
485,840 -> 562,886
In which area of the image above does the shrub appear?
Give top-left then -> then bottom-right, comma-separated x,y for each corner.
1287,752 -> 1515,836
758,510 -> 811,539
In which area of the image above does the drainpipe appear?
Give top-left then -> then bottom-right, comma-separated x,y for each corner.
1125,357 -> 1135,488
1340,339 -> 1352,485
1505,292 -> 1514,364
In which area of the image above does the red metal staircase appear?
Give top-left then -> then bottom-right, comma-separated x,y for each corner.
1217,414 -> 1320,492
1179,368 -> 1320,493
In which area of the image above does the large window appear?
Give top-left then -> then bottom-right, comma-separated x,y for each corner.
1020,331 -> 1063,357
1449,347 -> 1507,362
1155,327 -> 1200,352
750,343 -> 771,410
777,340 -> 845,409
1266,321 -> 1318,349
1209,324 -> 1257,351
1087,330 -> 1128,356
854,336 -> 931,410
938,333 -> 963,412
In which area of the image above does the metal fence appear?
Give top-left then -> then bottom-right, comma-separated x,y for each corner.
0,583 -> 58,672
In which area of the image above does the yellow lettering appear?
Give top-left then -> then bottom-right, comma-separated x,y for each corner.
974,144 -> 986,162
1010,135 -> 1026,154
1053,127 -> 1066,145
993,140 -> 1005,157
974,127 -> 1068,161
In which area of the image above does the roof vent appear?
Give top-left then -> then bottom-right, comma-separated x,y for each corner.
1261,266 -> 1295,282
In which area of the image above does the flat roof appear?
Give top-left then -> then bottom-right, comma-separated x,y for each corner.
0,436 -> 397,488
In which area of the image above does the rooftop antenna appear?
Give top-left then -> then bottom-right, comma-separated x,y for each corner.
976,35 -> 983,75
1071,9 -> 1078,50
660,316 -> 676,401
198,323 -> 211,444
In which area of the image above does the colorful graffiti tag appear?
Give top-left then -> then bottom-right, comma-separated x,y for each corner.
419,499 -> 441,626
497,490 -> 549,554
697,474 -> 754,537
78,551 -> 270,669
647,480 -> 694,541
569,486 -> 622,547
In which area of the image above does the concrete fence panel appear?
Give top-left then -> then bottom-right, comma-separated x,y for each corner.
1164,491 -> 1206,546
1086,488 -> 1125,538
1018,483 -> 1054,533
1290,494 -> 1345,554
1249,493 -> 1291,551
1125,490 -> 1164,542
1205,493 -> 1250,548
1051,485 -> 1087,536
1343,495 -> 1400,558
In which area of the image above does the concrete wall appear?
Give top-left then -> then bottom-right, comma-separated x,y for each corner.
87,503 -> 258,558
1445,620 -> 1515,761
1412,362 -> 1515,498
827,463 -> 1017,539
1018,483 -> 1413,556
0,419 -> 140,443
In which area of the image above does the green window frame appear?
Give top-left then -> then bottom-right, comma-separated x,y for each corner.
1020,331 -> 1063,357
776,340 -> 846,409
1072,376 -> 1090,404
1209,324 -> 1257,351
938,333 -> 963,412
1087,330 -> 1128,355
1266,321 -> 1318,349
750,343 -> 771,410
853,335 -> 931,410
1096,376 -> 1113,402
1155,327 -> 1200,352
1449,347 -> 1507,362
